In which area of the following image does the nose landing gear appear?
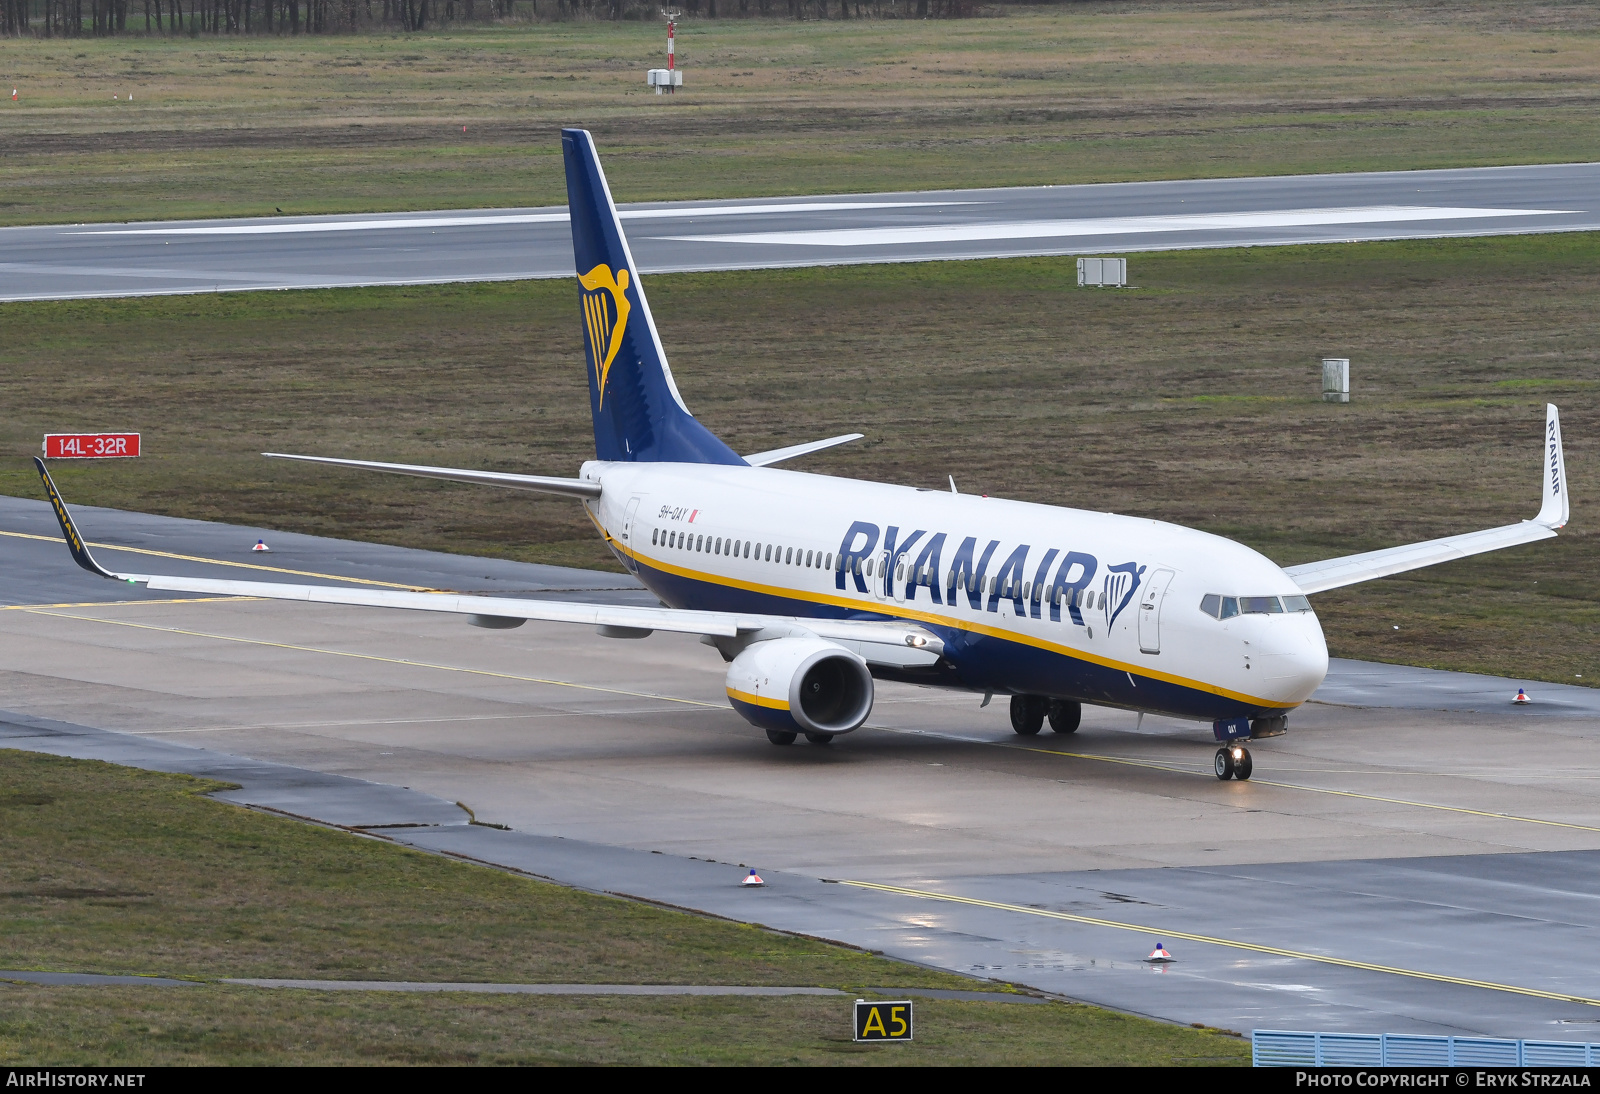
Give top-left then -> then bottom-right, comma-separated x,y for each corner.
1214,745 -> 1253,781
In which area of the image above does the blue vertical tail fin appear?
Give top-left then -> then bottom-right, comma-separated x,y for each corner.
562,128 -> 745,466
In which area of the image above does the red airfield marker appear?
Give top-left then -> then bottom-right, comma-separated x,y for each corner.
43,433 -> 141,459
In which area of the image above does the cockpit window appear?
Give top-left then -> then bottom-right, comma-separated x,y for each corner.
1202,594 -> 1308,618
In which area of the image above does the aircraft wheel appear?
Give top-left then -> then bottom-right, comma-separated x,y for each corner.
766,729 -> 797,746
1234,748 -> 1253,781
804,732 -> 834,745
1213,747 -> 1236,781
1047,699 -> 1081,734
1009,695 -> 1045,736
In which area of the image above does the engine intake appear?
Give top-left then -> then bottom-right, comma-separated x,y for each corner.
725,636 -> 874,736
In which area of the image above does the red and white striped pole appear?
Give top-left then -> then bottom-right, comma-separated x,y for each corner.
667,20 -> 675,93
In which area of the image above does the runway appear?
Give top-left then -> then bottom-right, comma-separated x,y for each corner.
3,162 -> 1598,302
3,498 -> 1598,1040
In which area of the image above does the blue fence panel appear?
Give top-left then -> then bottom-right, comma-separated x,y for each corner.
1252,1030 -> 1317,1067
1255,1030 -> 1599,1066
1450,1037 -> 1521,1066
1522,1040 -> 1592,1066
1319,1033 -> 1384,1066
1382,1034 -> 1452,1066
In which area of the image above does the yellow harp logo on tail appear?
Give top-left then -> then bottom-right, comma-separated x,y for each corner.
578,264 -> 631,409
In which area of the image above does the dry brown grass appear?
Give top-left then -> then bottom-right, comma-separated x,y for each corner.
0,231 -> 1594,682
1,2 -> 1598,223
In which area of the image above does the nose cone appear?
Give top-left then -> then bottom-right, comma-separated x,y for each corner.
1255,612 -> 1329,705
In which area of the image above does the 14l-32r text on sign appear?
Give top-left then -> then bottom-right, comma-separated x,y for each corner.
43,434 -> 141,459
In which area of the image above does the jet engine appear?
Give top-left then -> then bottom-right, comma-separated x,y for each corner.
724,636 -> 874,743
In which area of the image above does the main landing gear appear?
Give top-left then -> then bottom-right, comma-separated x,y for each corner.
765,729 -> 834,746
1009,696 -> 1081,736
1214,744 -> 1253,781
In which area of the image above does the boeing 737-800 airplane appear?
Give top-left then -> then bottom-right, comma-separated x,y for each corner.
35,129 -> 1571,782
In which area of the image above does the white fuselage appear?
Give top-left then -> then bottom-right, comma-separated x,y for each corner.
582,460 -> 1328,724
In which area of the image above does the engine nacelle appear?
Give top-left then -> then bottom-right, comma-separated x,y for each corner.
724,636 -> 874,737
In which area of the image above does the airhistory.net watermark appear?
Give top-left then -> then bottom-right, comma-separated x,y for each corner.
4,1073 -> 146,1088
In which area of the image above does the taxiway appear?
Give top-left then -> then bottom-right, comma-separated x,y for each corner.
2,499 -> 1597,1040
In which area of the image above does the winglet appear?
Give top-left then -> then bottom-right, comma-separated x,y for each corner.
1534,403 -> 1569,530
33,457 -> 120,580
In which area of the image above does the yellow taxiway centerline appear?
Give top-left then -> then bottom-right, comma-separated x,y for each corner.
1018,744 -> 1600,834
0,529 -> 440,591
17,608 -> 723,709
839,879 -> 1600,1008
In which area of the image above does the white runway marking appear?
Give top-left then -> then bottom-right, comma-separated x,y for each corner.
73,201 -> 982,237
0,262 -> 275,282
665,205 -> 1576,247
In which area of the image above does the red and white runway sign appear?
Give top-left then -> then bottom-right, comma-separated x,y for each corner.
43,433 -> 141,459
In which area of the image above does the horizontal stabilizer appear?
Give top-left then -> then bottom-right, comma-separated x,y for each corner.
262,453 -> 601,499
1284,404 -> 1569,594
743,433 -> 864,467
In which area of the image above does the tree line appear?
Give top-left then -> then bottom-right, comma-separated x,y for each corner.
2,0 -> 982,35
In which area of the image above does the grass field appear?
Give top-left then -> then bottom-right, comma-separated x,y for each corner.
0,750 -> 1250,1064
0,231 -> 1594,684
1,1 -> 1599,225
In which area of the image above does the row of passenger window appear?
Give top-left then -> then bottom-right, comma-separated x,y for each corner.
1199,593 -> 1312,619
650,530 -> 1315,622
652,527 -> 834,571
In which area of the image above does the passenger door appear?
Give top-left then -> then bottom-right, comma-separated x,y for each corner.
871,550 -> 894,605
1138,568 -> 1175,654
620,497 -> 642,573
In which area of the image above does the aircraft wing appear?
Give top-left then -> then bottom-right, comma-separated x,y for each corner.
1283,403 -> 1569,595
32,459 -> 942,668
